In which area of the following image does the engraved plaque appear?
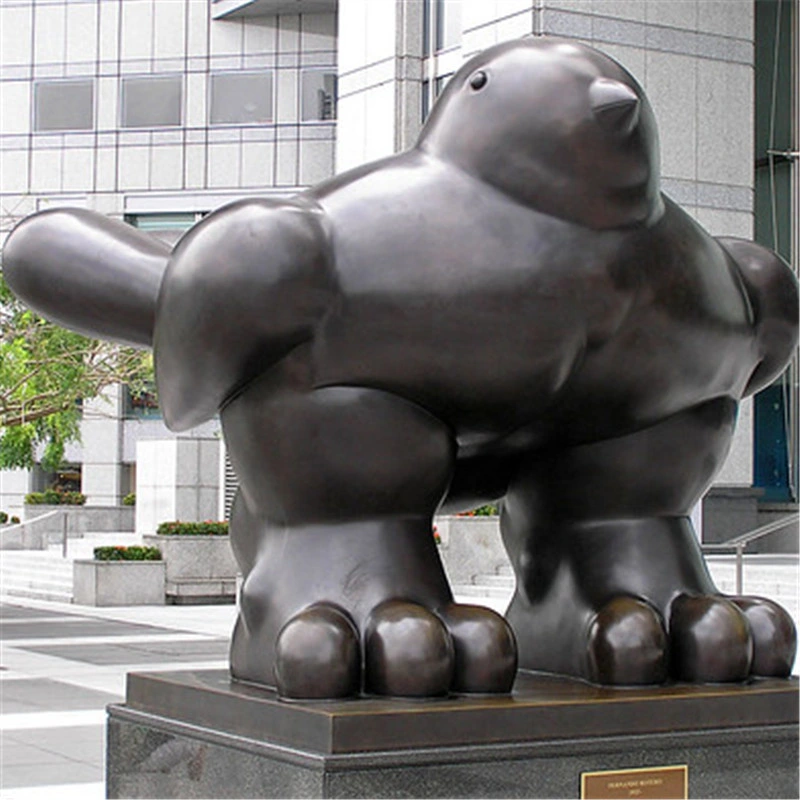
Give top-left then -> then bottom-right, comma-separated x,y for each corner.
581,765 -> 688,799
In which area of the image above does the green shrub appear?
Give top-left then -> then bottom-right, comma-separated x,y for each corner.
43,488 -> 61,504
122,493 -> 136,506
94,545 -> 162,561
25,490 -> 87,506
458,503 -> 499,517
157,520 -> 229,536
0,511 -> 7,524
10,516 -> 20,524
63,491 -> 86,505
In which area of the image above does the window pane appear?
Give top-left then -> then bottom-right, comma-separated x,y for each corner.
122,76 -> 182,128
434,73 -> 452,96
423,0 -> 431,54
435,0 -> 461,51
210,72 -> 273,124
125,213 -> 200,246
126,213 -> 199,231
34,80 -> 94,131
301,71 -> 337,121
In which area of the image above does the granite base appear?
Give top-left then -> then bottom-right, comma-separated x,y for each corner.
106,670 -> 799,799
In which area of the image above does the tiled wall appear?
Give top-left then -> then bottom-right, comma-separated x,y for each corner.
337,0 -> 754,238
0,0 -> 337,228
458,0 -> 755,239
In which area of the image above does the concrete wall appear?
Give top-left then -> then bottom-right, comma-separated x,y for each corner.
135,438 -> 221,534
436,515 -> 508,586
0,469 -> 30,521
21,505 -> 135,539
0,0 -> 338,224
73,559 -> 165,606
81,384 -> 125,506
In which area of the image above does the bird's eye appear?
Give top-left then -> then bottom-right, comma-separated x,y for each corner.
469,71 -> 488,91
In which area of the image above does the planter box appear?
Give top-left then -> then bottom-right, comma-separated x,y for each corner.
73,559 -> 165,606
435,515 -> 509,586
142,534 -> 238,605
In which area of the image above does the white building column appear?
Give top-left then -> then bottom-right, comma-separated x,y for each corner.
0,468 -> 31,519
336,0 -> 425,171
136,437 -> 221,534
81,383 -> 125,506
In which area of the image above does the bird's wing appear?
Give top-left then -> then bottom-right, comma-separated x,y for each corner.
717,236 -> 799,397
154,197 -> 336,431
3,208 -> 170,348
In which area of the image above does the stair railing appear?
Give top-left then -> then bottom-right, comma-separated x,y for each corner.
701,513 -> 799,594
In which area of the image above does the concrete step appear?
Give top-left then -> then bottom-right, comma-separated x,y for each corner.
0,552 -> 73,572
472,573 -> 515,589
2,570 -> 72,586
458,556 -> 799,606
2,532 -> 145,604
3,585 -> 73,603
452,583 -> 512,599
0,562 -> 72,580
0,550 -> 74,602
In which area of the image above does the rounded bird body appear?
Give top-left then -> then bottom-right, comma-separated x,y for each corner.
3,36 -> 797,697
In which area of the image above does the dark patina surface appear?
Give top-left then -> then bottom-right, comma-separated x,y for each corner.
4,37 -> 798,699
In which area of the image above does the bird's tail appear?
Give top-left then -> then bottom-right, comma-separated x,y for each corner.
2,208 -> 170,348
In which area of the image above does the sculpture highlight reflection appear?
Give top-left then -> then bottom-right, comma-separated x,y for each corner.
4,37 -> 797,698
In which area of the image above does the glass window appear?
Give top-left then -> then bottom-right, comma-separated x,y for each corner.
34,80 -> 94,132
126,213 -> 199,232
423,0 -> 431,54
121,75 -> 182,128
125,212 -> 202,246
422,73 -> 453,122
435,0 -> 461,51
301,71 -> 337,121
123,384 -> 161,420
210,72 -> 273,125
435,73 -> 452,96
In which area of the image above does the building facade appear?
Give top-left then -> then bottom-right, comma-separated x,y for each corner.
0,0 -> 797,525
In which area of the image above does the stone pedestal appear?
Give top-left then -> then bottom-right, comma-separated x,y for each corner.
107,670 -> 798,799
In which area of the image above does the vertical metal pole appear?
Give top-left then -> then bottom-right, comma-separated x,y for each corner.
735,544 -> 744,595
61,512 -> 68,559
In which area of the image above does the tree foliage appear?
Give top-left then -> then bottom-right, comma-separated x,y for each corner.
0,273 -> 153,470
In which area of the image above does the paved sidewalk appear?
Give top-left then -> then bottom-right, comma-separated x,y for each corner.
1,596 -> 237,799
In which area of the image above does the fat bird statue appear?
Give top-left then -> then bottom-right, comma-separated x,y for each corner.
4,37 -> 797,699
